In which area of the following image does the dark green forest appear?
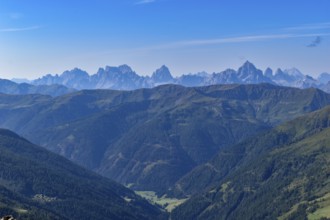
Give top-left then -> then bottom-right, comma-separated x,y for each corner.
0,129 -> 164,219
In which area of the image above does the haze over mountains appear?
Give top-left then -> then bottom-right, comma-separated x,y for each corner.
8,61 -> 330,94
1,82 -> 330,219
1,84 -> 330,196
0,79 -> 75,97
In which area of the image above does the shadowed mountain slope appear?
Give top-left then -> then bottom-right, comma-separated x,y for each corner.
0,129 -> 163,220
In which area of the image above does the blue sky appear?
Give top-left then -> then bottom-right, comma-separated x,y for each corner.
0,0 -> 329,79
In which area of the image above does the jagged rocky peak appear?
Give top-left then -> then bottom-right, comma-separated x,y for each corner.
222,68 -> 236,74
264,67 -> 273,78
234,61 -> 275,84
61,68 -> 89,78
273,68 -> 291,82
96,67 -> 105,74
25,62 -> 327,92
272,68 -> 308,86
237,61 -> 262,79
32,73 -> 61,85
118,64 -> 133,74
274,68 -> 285,76
318,72 -> 330,84
236,61 -> 270,83
213,68 -> 237,78
104,66 -> 119,73
239,61 -> 258,72
284,68 -> 304,79
101,65 -> 134,75
195,71 -> 209,77
152,65 -> 174,82
11,78 -> 31,84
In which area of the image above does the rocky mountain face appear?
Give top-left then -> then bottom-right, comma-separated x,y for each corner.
236,61 -> 273,84
151,65 -> 174,85
90,65 -> 144,90
1,84 -> 330,195
267,67 -> 319,89
33,68 -> 90,90
318,72 -> 330,84
25,61 -> 330,93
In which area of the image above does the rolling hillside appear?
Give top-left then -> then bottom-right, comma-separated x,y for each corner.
1,84 -> 330,194
171,106 -> 330,220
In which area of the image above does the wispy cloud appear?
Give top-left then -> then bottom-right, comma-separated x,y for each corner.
0,26 -> 42,32
9,13 -> 23,20
307,36 -> 323,47
135,0 -> 155,5
145,33 -> 330,50
284,22 -> 330,31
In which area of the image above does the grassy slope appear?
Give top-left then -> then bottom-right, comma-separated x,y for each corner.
171,106 -> 330,220
135,191 -> 187,212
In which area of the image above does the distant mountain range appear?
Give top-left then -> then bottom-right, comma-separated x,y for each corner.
8,61 -> 330,93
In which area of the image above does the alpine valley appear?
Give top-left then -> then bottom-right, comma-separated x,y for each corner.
0,62 -> 330,219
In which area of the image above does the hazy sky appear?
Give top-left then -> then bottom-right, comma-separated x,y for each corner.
0,0 -> 329,79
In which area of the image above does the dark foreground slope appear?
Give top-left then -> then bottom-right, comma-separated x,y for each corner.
0,129 -> 163,220
171,106 -> 330,220
1,84 -> 330,194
